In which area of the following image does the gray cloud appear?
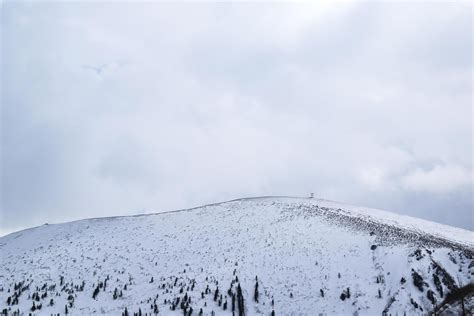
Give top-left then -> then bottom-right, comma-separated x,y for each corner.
1,2 -> 472,236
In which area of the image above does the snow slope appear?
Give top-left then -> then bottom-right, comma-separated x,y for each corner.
0,197 -> 473,315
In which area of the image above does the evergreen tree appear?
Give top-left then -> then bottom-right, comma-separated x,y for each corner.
237,283 -> 244,316
254,280 -> 259,303
214,287 -> 219,301
340,292 -> 346,301
93,285 -> 100,300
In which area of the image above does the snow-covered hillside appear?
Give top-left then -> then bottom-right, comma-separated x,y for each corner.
1,197 -> 473,315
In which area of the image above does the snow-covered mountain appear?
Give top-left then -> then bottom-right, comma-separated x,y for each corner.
1,197 -> 473,315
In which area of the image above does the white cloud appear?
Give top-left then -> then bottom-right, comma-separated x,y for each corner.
402,165 -> 472,193
1,1 -> 472,231
358,167 -> 386,190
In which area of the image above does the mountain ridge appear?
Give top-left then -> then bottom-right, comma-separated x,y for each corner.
3,196 -> 472,249
1,196 -> 472,315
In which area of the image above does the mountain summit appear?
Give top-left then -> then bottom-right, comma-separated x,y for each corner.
1,197 -> 472,315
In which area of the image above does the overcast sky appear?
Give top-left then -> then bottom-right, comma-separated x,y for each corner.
1,1 -> 472,236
